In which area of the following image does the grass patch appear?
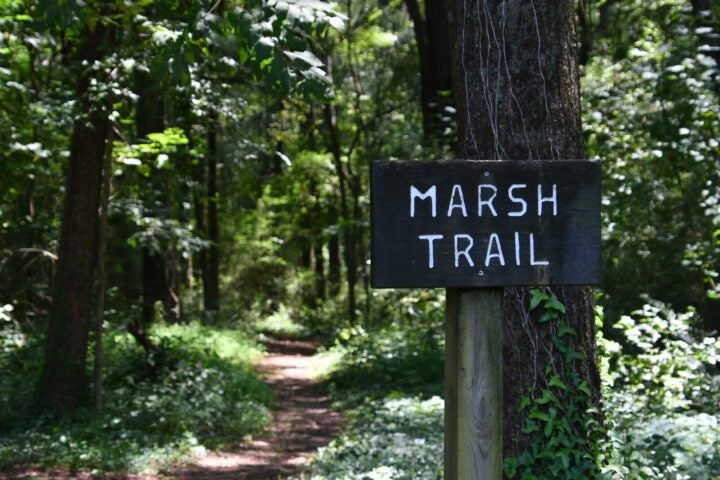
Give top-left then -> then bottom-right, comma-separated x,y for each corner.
0,321 -> 272,474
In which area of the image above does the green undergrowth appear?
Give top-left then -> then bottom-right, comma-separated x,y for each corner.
317,291 -> 445,408
0,322 -> 272,473
300,291 -> 719,479
298,396 -> 444,480
255,305 -> 313,338
320,325 -> 444,407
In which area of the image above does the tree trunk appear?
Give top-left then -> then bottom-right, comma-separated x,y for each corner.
404,0 -> 454,146
314,240 -> 325,301
93,105 -> 114,413
447,0 -> 602,463
205,116 -> 220,312
328,227 -> 341,296
36,17 -> 115,412
135,70 -> 182,325
192,138 -> 209,307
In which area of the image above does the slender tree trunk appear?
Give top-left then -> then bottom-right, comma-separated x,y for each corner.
93,107 -> 113,413
36,17 -> 115,412
137,69 -> 166,329
328,227 -> 341,296
323,98 -> 357,323
193,143 -> 209,306
314,240 -> 325,301
205,116 -> 220,312
448,0 -> 602,462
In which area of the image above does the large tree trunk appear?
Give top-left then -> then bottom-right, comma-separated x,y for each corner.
447,0 -> 602,463
36,18 -> 115,412
404,0 -> 453,146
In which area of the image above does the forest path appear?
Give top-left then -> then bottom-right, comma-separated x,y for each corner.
169,336 -> 343,479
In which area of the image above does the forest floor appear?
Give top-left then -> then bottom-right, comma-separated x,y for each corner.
7,336 -> 343,480
168,336 -> 343,480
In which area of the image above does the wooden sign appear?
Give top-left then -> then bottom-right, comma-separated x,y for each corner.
371,160 -> 601,288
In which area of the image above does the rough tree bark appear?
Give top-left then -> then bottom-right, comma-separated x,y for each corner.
36,16 -> 115,412
447,0 -> 602,461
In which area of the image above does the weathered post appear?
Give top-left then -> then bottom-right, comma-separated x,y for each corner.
444,288 -> 503,478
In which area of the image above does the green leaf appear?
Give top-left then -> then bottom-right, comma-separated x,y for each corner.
529,409 -> 550,421
558,325 -> 577,337
578,381 -> 592,397
546,295 -> 566,313
530,289 -> 549,310
548,375 -> 567,391
535,390 -> 554,405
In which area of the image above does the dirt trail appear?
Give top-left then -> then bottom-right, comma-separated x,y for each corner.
169,336 -> 343,480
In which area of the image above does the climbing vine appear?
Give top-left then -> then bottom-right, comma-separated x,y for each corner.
503,288 -> 604,479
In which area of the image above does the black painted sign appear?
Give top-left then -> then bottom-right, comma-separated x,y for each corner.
371,160 -> 601,288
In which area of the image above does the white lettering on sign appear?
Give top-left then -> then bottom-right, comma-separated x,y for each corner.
408,183 -> 558,272
418,234 -> 443,268
447,184 -> 468,217
538,184 -> 557,216
409,183 -> 557,218
410,186 -> 437,218
415,233 -> 550,270
454,234 -> 475,267
508,184 -> 528,217
530,233 -> 549,265
478,184 -> 498,217
485,233 -> 505,267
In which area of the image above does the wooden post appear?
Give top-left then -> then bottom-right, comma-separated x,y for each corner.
445,288 -> 503,480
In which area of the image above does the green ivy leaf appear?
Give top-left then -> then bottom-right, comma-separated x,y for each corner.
548,375 -> 567,391
530,288 -> 550,310
546,295 -> 567,313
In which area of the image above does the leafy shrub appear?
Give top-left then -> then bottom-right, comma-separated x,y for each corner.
600,299 -> 720,479
301,396 -> 443,480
